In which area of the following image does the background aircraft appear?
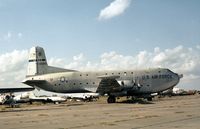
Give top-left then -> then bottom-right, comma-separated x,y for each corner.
159,86 -> 196,97
14,91 -> 67,104
28,92 -> 67,104
66,93 -> 99,102
22,46 -> 182,103
0,87 -> 34,107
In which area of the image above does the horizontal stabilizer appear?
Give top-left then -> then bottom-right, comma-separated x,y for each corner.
22,80 -> 47,86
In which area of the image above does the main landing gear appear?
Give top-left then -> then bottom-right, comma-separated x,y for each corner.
147,97 -> 152,101
107,96 -> 116,103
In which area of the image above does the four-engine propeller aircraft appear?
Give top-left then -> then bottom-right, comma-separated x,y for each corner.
22,46 -> 182,103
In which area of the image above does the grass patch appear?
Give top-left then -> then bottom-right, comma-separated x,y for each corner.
175,111 -> 184,114
38,114 -> 49,116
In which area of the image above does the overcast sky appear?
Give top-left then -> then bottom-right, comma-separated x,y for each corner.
0,0 -> 200,91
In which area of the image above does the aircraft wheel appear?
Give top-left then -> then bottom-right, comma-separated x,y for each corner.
107,96 -> 116,103
29,101 -> 33,104
11,104 -> 14,108
147,97 -> 152,101
42,100 -> 46,104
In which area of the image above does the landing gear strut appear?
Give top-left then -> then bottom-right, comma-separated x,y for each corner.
107,96 -> 116,103
147,97 -> 152,101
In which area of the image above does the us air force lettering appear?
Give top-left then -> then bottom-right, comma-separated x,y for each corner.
22,46 -> 183,103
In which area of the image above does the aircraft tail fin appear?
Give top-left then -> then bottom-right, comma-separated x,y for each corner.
26,46 -> 76,77
26,46 -> 48,76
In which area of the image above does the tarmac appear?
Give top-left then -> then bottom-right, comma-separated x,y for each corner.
0,95 -> 200,129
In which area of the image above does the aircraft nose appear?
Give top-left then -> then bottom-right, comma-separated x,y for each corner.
171,72 -> 183,86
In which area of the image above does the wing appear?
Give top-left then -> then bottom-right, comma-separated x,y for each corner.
0,87 -> 35,94
96,75 -> 121,95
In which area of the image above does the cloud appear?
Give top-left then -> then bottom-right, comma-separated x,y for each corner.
1,31 -> 23,41
73,53 -> 85,61
0,45 -> 200,90
0,50 -> 28,73
98,0 -> 131,20
197,45 -> 200,49
3,32 -> 12,40
18,33 -> 23,38
0,50 -> 28,87
49,53 -> 85,70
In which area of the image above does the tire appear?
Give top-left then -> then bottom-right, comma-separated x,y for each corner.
147,97 -> 152,101
29,101 -> 33,104
107,96 -> 116,103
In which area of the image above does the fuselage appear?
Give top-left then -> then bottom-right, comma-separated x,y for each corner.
23,68 -> 180,95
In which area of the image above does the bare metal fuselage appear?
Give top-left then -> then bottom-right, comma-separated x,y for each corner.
22,46 -> 182,103
23,68 -> 180,95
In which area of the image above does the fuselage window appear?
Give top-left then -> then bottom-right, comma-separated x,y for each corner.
86,74 -> 88,76
80,83 -> 82,85
73,83 -> 76,85
142,75 -> 145,80
146,75 -> 149,79
131,72 -> 133,74
154,74 -> 171,79
152,75 -> 158,79
112,73 -> 114,75
118,73 -> 120,75
86,82 -> 89,85
93,82 -> 95,84
60,77 -> 65,82
105,73 -> 108,75
80,74 -> 82,76
167,75 -> 170,78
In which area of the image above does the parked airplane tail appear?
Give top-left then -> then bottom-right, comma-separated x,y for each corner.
26,46 -> 76,77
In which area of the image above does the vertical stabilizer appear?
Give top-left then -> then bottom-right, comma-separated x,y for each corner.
26,46 -> 77,77
26,46 -> 48,76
